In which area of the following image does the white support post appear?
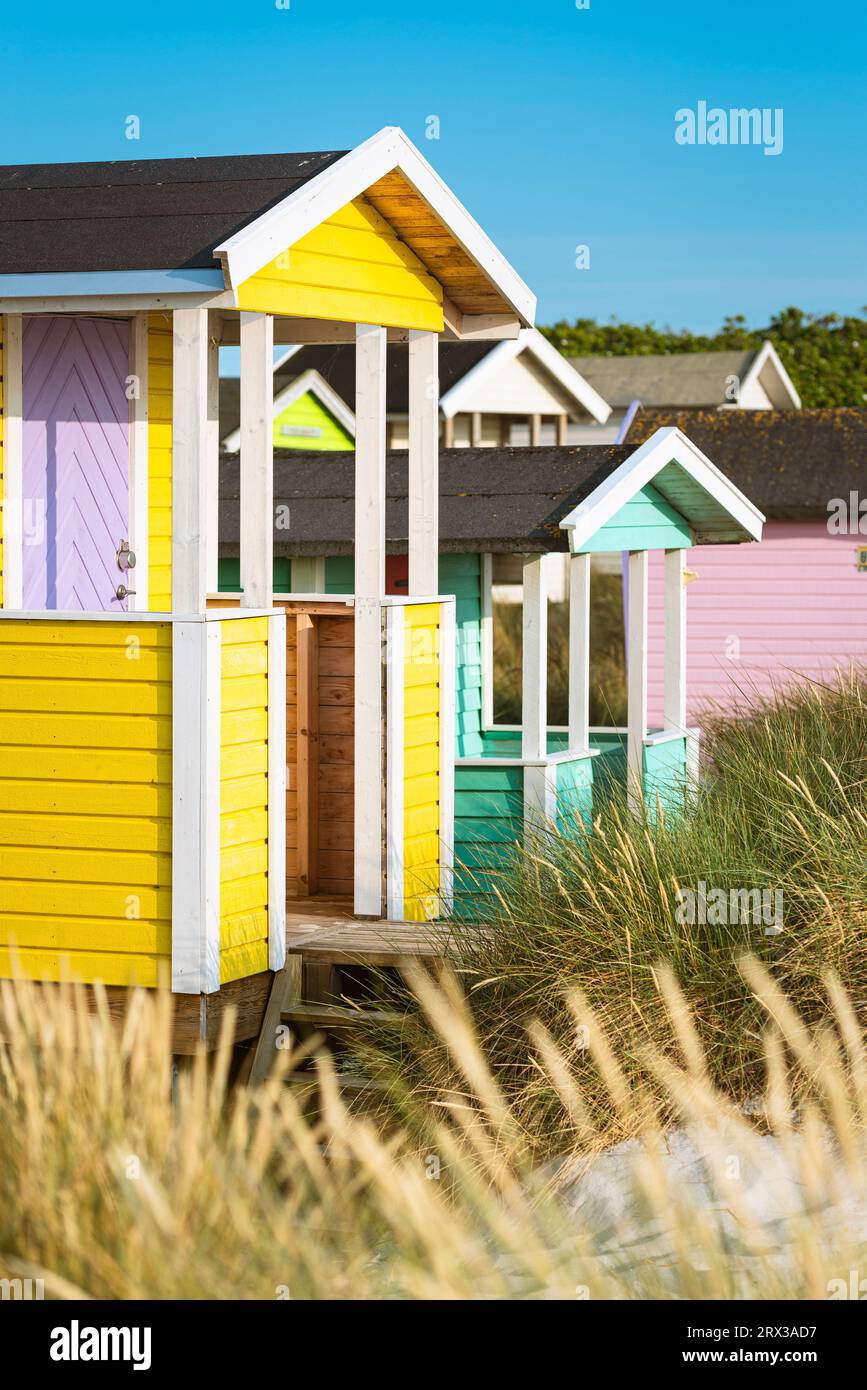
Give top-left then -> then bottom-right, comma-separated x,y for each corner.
524,762 -> 557,845
239,311 -> 274,609
627,549 -> 649,815
205,322 -> 220,597
408,328 -> 439,597
267,609 -> 287,970
172,619 -> 221,993
664,548 -> 687,732
2,314 -> 23,609
438,597 -> 456,912
172,306 -> 210,613
354,323 -> 387,916
128,312 -> 149,612
522,555 -> 547,760
567,551 -> 590,752
480,552 -> 493,729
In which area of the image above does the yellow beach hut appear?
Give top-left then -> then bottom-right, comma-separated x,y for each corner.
0,128 -> 535,1039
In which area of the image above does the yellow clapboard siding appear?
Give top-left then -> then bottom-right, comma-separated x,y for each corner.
0,811 -> 171,853
220,774 -> 269,816
221,617 -> 270,646
403,604 -> 439,918
0,711 -> 172,750
404,683 -> 439,718
405,772 -> 439,809
221,644 -> 268,678
220,806 -> 268,849
0,845 -> 171,885
0,614 -> 173,987
0,621 -> 170,647
221,873 -> 269,919
0,778 -> 172,818
405,713 -> 439,749
220,617 -> 269,980
0,678 -> 172,716
0,946 -> 169,988
221,675 -> 268,713
221,742 -> 268,780
220,908 -> 269,951
0,318 -> 4,607
0,879 -> 170,920
0,646 -> 170,681
220,938 -> 269,984
0,915 -> 171,953
237,195 -> 444,331
0,745 -> 171,783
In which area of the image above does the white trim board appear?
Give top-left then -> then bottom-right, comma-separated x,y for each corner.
213,126 -> 536,331
267,608 -> 287,970
221,366 -> 357,452
0,268 -> 226,300
736,339 -> 801,410
560,426 -> 766,551
440,327 -> 611,424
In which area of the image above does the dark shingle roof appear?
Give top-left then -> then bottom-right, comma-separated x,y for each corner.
219,446 -> 631,555
0,151 -> 346,274
625,408 -> 867,518
568,349 -> 759,408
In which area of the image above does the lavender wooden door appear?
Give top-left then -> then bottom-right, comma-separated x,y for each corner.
22,316 -> 130,611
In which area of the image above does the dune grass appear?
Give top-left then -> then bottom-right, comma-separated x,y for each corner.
1,960 -> 866,1300
493,571 -> 627,726
353,671 -> 867,1150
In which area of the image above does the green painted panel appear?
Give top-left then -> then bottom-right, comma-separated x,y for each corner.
556,755 -> 594,835
325,556 -> 354,594
455,765 -> 523,793
455,790 -> 524,819
273,391 -> 353,451
217,557 -> 292,593
455,818 -> 523,844
577,484 -> 692,553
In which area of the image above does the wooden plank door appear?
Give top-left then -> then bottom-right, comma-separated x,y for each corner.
22,316 -> 130,611
317,614 -> 354,895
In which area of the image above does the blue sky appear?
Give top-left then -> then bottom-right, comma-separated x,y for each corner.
3,0 -> 864,332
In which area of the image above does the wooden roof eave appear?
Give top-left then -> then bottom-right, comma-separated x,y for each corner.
212,127 -> 536,339
559,427 -> 766,551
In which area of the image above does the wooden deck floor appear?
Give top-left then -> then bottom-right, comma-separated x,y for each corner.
285,899 -> 455,967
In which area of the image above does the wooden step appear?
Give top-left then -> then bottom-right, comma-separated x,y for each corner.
288,1073 -> 388,1094
281,1001 -> 405,1029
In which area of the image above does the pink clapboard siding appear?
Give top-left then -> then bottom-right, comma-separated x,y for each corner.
647,520 -> 867,726
22,316 -> 129,612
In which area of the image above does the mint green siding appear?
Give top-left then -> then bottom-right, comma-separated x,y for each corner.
442,554 -> 484,758
643,735 -> 688,820
556,755 -> 594,833
576,484 -> 692,553
273,391 -> 353,451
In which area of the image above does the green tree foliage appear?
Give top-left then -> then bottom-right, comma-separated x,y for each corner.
541,307 -> 867,408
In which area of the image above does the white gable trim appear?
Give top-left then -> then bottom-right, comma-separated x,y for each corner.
213,127 -> 536,330
559,426 -> 765,550
221,367 -> 356,451
736,339 -> 801,409
440,327 -> 611,423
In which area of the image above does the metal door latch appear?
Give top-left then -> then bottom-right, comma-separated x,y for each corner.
116,539 -> 137,572
116,584 -> 136,601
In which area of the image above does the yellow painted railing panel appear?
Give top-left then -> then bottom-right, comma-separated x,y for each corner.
403,603 -> 441,920
236,196 -> 445,332
148,314 -> 173,611
219,617 -> 270,982
0,618 -> 173,986
0,319 -> 4,606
